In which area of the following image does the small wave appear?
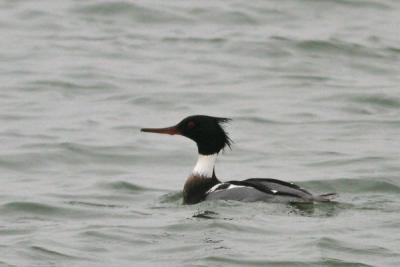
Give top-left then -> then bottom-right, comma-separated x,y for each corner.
81,229 -> 153,246
0,142 -> 143,171
306,156 -> 387,167
288,202 -> 343,217
387,46 -> 400,54
350,94 -> 400,109
0,260 -> 16,267
0,201 -> 84,217
2,201 -> 59,214
53,142 -> 145,165
330,0 -> 390,9
27,79 -> 117,92
0,114 -> 38,121
158,191 -> 183,204
67,201 -> 125,209
294,39 -> 384,59
192,210 -> 218,219
233,115 -> 284,125
31,245 -> 82,260
202,256 -> 373,267
72,2 -> 190,24
317,237 -> 393,256
162,36 -> 227,45
318,93 -> 400,112
99,180 -> 150,193
300,178 -> 400,194
0,200 -> 114,219
282,74 -> 330,82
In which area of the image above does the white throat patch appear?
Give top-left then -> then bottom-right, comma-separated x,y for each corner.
192,154 -> 217,178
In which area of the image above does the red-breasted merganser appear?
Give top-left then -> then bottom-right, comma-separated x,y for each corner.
141,115 -> 335,204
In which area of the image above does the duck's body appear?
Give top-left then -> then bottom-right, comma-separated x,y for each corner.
141,115 -> 335,205
182,153 -> 333,204
184,175 -> 317,205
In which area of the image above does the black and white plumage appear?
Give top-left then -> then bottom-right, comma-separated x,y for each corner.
141,115 -> 335,205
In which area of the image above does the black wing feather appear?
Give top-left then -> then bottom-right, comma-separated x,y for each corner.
227,178 -> 311,198
243,178 -> 312,195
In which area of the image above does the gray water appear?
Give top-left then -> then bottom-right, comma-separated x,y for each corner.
1,0 -> 400,266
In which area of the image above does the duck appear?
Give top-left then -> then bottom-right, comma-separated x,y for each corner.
141,115 -> 335,204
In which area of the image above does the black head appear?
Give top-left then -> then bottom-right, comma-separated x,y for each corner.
141,115 -> 232,155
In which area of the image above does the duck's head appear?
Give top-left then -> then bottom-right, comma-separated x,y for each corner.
141,115 -> 232,155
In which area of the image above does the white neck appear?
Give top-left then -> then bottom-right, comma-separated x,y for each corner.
192,153 -> 218,178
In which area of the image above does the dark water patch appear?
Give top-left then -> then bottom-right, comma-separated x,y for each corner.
73,2 -> 190,24
51,192 -> 147,204
75,168 -> 129,177
163,218 -> 270,234
159,191 -> 183,204
300,178 -> 400,194
216,10 -> 259,25
67,200 -> 125,209
80,229 -> 153,245
353,195 -> 400,213
28,80 -> 81,91
0,113 -> 39,121
192,210 -> 219,219
0,131 -> 58,141
319,259 -> 373,267
0,154 -> 38,171
128,92 -> 243,109
201,256 -> 373,267
99,180 -> 159,193
190,200 -> 342,219
329,0 -> 391,9
0,201 -> 96,218
31,245 -> 82,260
162,36 -> 227,45
306,156 -> 388,167
288,202 -> 341,217
2,201 -> 60,215
314,150 -> 347,157
387,46 -> 400,54
27,79 -> 118,92
294,39 -> 385,59
59,191 -> 151,218
288,119 -> 400,126
340,106 -> 374,115
0,260 -> 16,267
0,227 -> 32,236
282,74 -> 330,82
17,9 -> 56,21
350,94 -> 400,109
128,95 -> 183,107
56,142 -> 144,165
187,6 -> 258,25
317,237 -> 392,256
0,149 -> 111,171
316,93 -> 400,111
316,237 -> 399,266
233,115 -> 285,124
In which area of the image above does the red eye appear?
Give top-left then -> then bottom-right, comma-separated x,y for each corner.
187,121 -> 196,129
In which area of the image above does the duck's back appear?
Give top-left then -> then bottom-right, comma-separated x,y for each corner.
205,178 -> 330,203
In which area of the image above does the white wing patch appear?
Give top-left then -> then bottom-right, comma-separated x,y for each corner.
206,183 -> 223,194
206,183 -> 246,194
227,184 -> 246,190
271,190 -> 278,194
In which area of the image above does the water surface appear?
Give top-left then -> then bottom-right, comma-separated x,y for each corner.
1,0 -> 400,266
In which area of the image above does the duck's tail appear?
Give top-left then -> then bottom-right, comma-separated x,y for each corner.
314,193 -> 337,202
